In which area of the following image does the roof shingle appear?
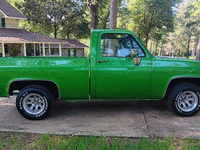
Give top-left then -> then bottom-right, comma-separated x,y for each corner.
0,28 -> 88,48
0,28 -> 64,43
0,0 -> 26,19
45,40 -> 88,49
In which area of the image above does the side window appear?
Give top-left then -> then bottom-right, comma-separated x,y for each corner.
100,33 -> 145,57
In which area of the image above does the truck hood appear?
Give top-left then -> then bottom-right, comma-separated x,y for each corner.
153,56 -> 200,69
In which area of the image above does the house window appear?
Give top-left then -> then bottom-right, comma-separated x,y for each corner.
26,44 -> 34,56
5,44 -> 8,55
35,44 -> 40,56
50,48 -> 59,55
68,49 -> 70,57
70,49 -> 74,57
1,18 -> 5,28
4,44 -> 22,57
74,49 -> 76,57
51,50 -> 54,55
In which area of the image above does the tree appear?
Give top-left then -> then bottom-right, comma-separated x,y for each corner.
98,1 -> 110,29
118,5 -> 131,30
150,28 -> 168,55
179,2 -> 199,58
197,33 -> 200,59
86,0 -> 123,31
168,1 -> 200,58
127,0 -> 180,47
16,0 -> 89,39
110,0 -> 118,29
87,0 -> 99,31
191,0 -> 200,60
6,0 -> 16,5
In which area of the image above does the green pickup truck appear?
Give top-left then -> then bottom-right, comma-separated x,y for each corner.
1,30 -> 200,120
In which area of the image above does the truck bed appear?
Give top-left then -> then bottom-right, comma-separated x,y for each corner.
0,57 -> 90,99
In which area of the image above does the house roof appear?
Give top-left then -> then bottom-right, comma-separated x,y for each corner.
0,28 -> 89,48
45,40 -> 88,49
0,0 -> 26,19
0,28 -> 67,43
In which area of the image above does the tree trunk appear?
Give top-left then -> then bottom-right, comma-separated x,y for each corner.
155,39 -> 158,55
54,25 -> 57,39
67,30 -> 70,39
87,0 -> 99,32
186,30 -> 192,58
196,33 -> 200,60
150,40 -> 152,53
138,34 -> 140,39
110,0 -> 118,29
145,32 -> 149,47
194,39 -> 198,57
103,11 -> 110,29
159,41 -> 163,56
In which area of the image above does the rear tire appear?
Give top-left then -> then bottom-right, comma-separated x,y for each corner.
16,85 -> 54,120
167,83 -> 200,117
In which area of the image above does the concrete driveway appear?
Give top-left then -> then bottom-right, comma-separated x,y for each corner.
0,96 -> 200,138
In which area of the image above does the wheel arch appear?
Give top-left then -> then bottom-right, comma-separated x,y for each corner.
8,79 -> 60,99
164,77 -> 200,98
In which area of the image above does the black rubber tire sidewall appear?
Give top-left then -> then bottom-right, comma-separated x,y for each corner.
167,83 -> 200,117
16,86 -> 54,120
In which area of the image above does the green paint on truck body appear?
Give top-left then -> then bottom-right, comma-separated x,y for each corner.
0,29 -> 200,101
0,57 -> 89,99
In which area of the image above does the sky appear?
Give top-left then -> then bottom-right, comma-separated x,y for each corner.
183,0 -> 195,5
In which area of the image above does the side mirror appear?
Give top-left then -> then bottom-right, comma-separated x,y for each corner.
131,49 -> 141,66
131,49 -> 139,58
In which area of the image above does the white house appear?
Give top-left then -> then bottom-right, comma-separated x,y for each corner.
0,0 -> 88,57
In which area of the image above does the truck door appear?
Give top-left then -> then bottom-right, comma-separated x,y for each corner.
94,32 -> 152,99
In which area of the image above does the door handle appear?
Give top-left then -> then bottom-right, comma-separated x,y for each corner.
98,60 -> 109,63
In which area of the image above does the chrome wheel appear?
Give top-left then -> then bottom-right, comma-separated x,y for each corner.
22,93 -> 46,115
176,91 -> 198,112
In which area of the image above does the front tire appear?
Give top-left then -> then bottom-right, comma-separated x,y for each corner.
167,83 -> 200,117
16,85 -> 54,120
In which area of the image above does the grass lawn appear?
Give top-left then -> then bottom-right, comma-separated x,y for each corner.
0,132 -> 200,150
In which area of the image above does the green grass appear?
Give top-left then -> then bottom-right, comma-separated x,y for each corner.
1,132 -> 200,150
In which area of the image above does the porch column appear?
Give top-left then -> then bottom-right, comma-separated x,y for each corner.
43,43 -> 45,56
21,44 -> 23,56
34,44 -> 36,56
39,44 -> 41,56
2,43 -> 5,57
24,43 -> 26,56
59,43 -> 62,57
48,43 -> 50,55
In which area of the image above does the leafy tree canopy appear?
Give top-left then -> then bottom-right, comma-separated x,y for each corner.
15,0 -> 90,39
127,0 -> 181,46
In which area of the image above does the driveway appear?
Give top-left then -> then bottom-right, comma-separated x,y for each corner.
0,96 -> 200,138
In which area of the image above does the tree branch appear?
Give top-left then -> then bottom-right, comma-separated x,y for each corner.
87,0 -> 91,9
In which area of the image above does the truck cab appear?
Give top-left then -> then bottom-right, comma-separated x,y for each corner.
90,30 -> 152,100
